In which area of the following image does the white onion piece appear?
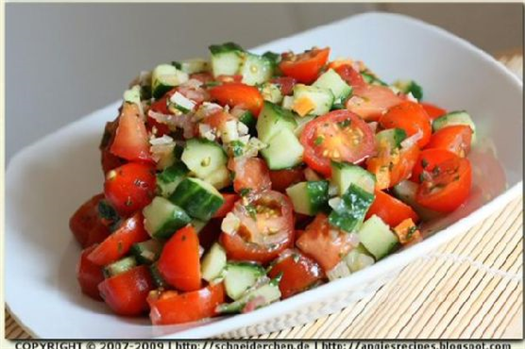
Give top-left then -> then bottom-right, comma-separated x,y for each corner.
401,130 -> 423,150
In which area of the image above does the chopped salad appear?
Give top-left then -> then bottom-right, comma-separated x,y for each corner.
70,43 -> 475,324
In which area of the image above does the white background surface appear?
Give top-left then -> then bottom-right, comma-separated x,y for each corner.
5,3 -> 523,162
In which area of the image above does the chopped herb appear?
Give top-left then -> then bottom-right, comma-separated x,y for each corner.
125,198 -> 133,207
421,159 -> 429,168
117,242 -> 123,254
98,200 -> 119,222
337,119 -> 351,128
171,61 -> 182,69
432,166 -> 441,176
406,225 -> 418,240
204,81 -> 221,88
239,188 -> 251,197
245,204 -> 257,219
314,136 -> 324,146
292,253 -> 301,263
230,141 -> 245,157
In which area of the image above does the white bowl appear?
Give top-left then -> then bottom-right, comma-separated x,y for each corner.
5,12 -> 522,339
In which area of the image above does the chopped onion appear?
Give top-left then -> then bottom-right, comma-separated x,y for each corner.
400,130 -> 423,150
149,134 -> 174,146
368,121 -> 378,133
304,168 -> 322,182
328,197 -> 342,210
221,213 -> 240,235
348,232 -> 360,247
327,261 -> 352,281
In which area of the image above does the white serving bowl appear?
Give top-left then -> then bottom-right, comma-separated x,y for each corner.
5,12 -> 522,339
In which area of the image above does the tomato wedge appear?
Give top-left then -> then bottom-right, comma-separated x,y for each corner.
333,64 -> 366,89
411,149 -> 458,183
70,194 -> 105,248
213,193 -> 240,218
104,162 -> 156,217
209,82 -> 263,116
98,265 -> 154,316
148,283 -> 225,325
425,125 -> 472,157
416,152 -> 472,212
270,77 -> 297,96
77,245 -> 105,301
268,249 -> 324,299
420,102 -> 447,120
110,103 -> 152,162
228,157 -> 272,195
295,213 -> 355,272
279,47 -> 330,84
269,167 -> 305,192
379,101 -> 432,148
220,191 -> 295,264
365,190 -> 419,227
346,85 -> 403,121
87,212 -> 149,266
300,110 -> 375,177
85,221 -> 111,248
157,225 -> 201,292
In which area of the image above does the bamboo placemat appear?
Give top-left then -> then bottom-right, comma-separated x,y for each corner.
4,56 -> 523,341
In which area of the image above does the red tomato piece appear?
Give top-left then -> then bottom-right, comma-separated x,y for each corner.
77,245 -> 105,301
295,213 -> 355,272
69,194 -> 105,248
365,190 -> 419,227
425,125 -> 472,158
411,149 -> 458,183
416,154 -> 472,213
270,77 -> 297,96
269,167 -> 305,192
213,193 -> 239,218
279,48 -> 330,84
84,221 -> 111,248
157,225 -> 201,292
268,249 -> 324,299
148,283 -> 225,325
87,212 -> 149,266
204,110 -> 235,130
300,110 -> 376,177
379,101 -> 432,148
98,265 -> 154,316
228,157 -> 272,195
209,83 -> 263,116
333,64 -> 366,89
104,162 -> 156,217
101,149 -> 127,175
346,85 -> 403,121
220,191 -> 295,264
420,102 -> 447,120
110,103 -> 152,162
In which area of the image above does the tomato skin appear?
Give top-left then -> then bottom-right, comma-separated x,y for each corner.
70,194 -> 105,248
157,225 -> 201,292
220,191 -> 295,264
110,103 -> 152,162
228,157 -> 272,195
98,265 -> 154,316
101,150 -> 127,175
300,110 -> 376,177
204,110 -> 235,130
84,222 -> 111,248
270,77 -> 297,96
213,193 -> 240,218
296,213 -> 355,272
416,155 -> 472,213
87,213 -> 149,266
333,65 -> 366,89
104,162 -> 156,217
77,245 -> 105,301
411,149 -> 458,183
279,48 -> 330,84
420,102 -> 447,120
366,143 -> 420,190
425,125 -> 472,157
209,83 -> 263,116
268,249 -> 324,299
148,283 -> 225,325
379,101 -> 432,148
269,167 -> 305,192
366,190 -> 419,227
346,85 -> 403,121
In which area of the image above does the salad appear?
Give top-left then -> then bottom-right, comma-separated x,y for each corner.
70,43 -> 475,324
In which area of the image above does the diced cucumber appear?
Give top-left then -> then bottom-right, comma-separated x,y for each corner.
203,165 -> 231,190
191,219 -> 208,233
260,128 -> 304,170
313,69 -> 352,102
143,197 -> 192,239
181,139 -> 228,179
328,184 -> 375,233
358,215 -> 399,260
286,181 -> 329,215
361,72 -> 387,86
259,82 -> 283,104
326,261 -> 352,281
169,92 -> 196,113
376,128 -> 407,149
292,84 -> 334,117
130,239 -> 163,264
331,161 -> 376,196
432,111 -> 476,142
209,42 -> 244,77
151,64 -> 189,99
103,256 -> 137,278
217,278 -> 281,314
175,58 -> 210,74
393,80 -> 423,100
240,53 -> 273,86
392,180 -> 442,221
256,101 -> 298,143
123,85 -> 142,110
156,162 -> 189,198
149,262 -> 167,288
344,244 -> 375,272
223,262 -> 266,300
282,95 -> 294,110
238,111 -> 257,136
170,177 -> 225,221
201,243 -> 227,282
262,51 -> 281,72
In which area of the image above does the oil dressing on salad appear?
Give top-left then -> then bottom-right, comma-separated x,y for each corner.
70,43 -> 475,324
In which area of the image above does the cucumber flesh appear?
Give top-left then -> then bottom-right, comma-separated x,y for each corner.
156,162 -> 189,198
217,279 -> 281,314
432,111 -> 476,142
103,256 -> 137,278
260,128 -> 304,170
170,177 -> 225,221
393,80 -> 423,100
328,184 -> 375,233
286,181 -> 329,215
223,263 -> 266,300
256,101 -> 297,143
181,139 -> 228,179
344,244 -> 375,272
130,239 -> 163,264
358,215 -> 399,260
209,42 -> 244,77
392,180 -> 442,221
151,64 -> 189,99
201,243 -> 227,282
143,197 -> 192,239
240,53 -> 273,86
376,128 -> 407,149
292,84 -> 335,117
313,69 -> 352,102
330,161 -> 375,196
